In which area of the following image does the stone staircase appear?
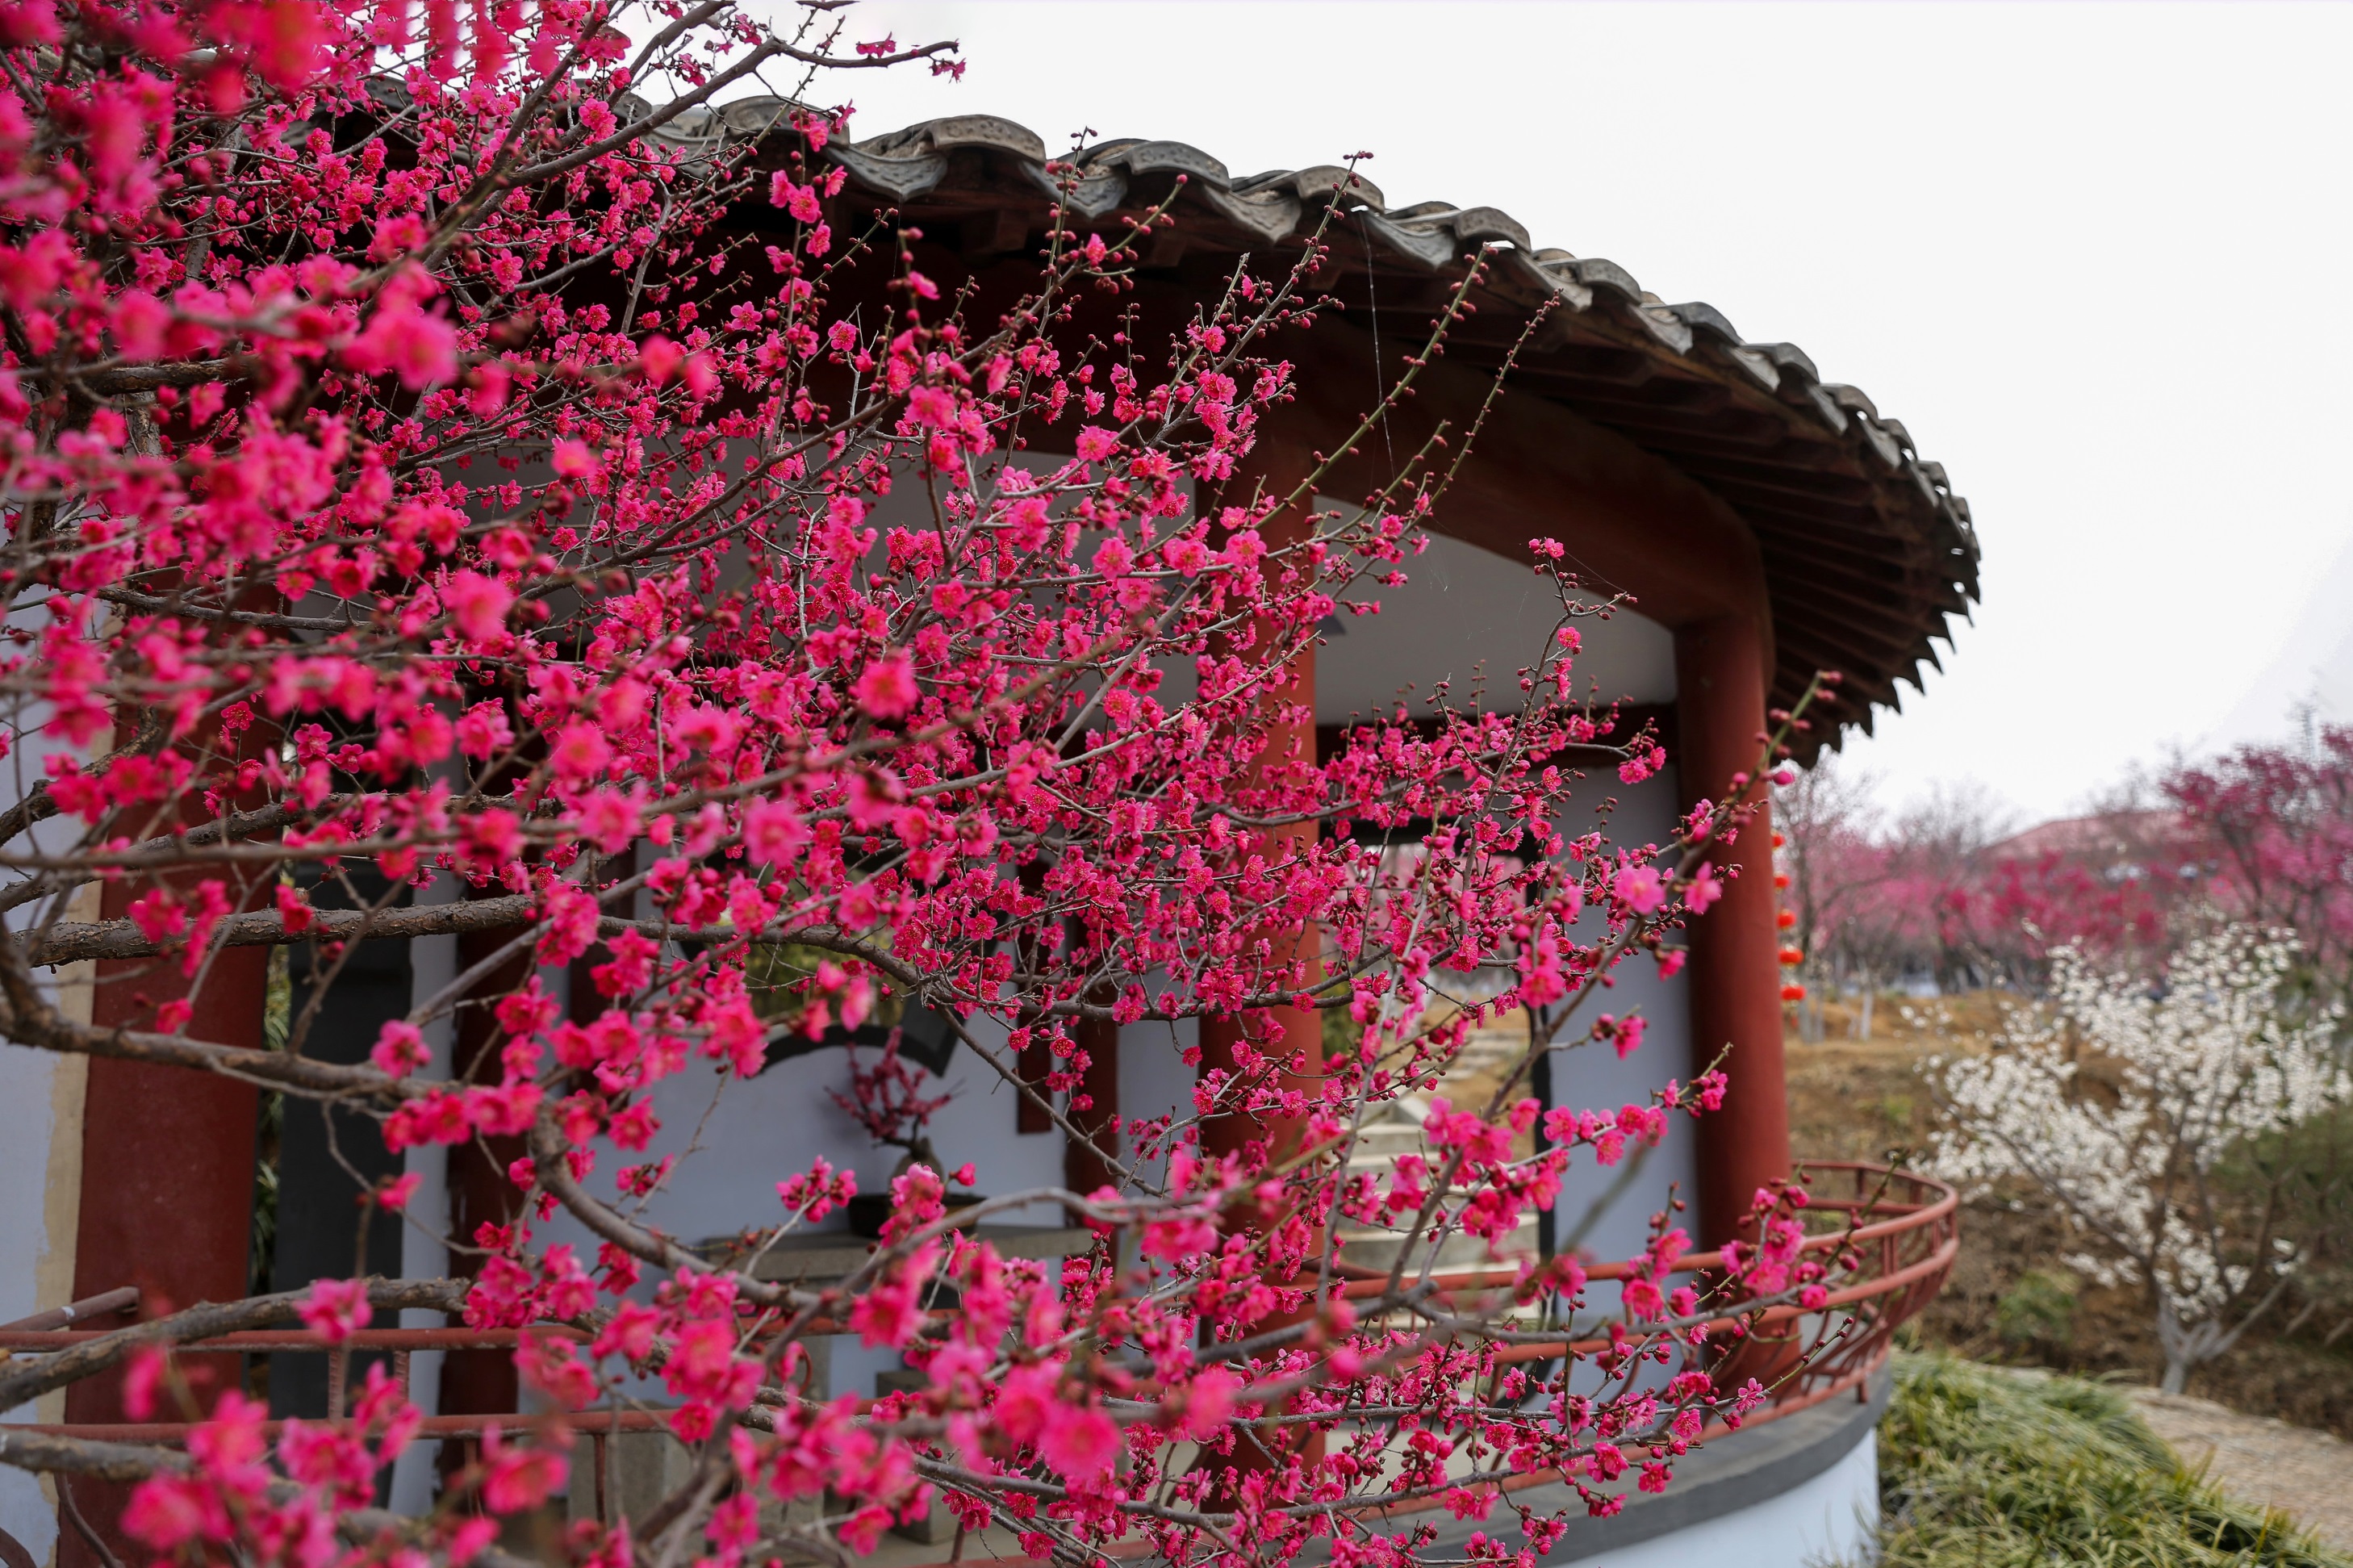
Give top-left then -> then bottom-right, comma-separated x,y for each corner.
1331,1008 -> 1544,1280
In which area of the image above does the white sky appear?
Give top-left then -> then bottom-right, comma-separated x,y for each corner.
769,1 -> 2353,822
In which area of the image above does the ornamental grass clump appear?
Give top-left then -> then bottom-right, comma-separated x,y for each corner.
1927,930 -> 2349,1393
1873,1353 -> 2350,1568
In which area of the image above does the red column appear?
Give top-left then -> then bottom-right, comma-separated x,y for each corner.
1199,443 -> 1322,1170
1197,930 -> 1321,1165
65,897 -> 265,1568
1193,444 -> 1327,1499
68,945 -> 265,1320
1674,615 -> 1789,1248
1064,1011 -> 1120,1203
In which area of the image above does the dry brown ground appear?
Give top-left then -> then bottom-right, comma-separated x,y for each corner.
1784,994 -> 2353,1439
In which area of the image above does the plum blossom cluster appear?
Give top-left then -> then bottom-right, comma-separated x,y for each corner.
1927,930 -> 2348,1393
0,0 -> 1875,1562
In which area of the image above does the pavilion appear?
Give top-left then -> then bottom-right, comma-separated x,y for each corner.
1,109 -> 1975,1568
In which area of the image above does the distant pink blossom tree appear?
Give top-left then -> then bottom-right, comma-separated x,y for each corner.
2166,725 -> 2353,1010
1779,728 -> 2352,1016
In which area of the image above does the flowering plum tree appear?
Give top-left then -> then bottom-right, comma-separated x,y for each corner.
1975,730 -> 2353,1005
2166,725 -> 2353,1014
1781,726 -> 2353,1012
1926,931 -> 2350,1393
0,0 -> 1870,1563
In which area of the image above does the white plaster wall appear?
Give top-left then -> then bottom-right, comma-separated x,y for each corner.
520,1006 -> 1072,1402
1117,1014 -> 1200,1193
386,869 -> 461,1516
0,1040 -> 73,1563
0,614 -> 104,1563
1569,1429 -> 1879,1568
0,852 -> 87,1566
1548,764 -> 1697,1282
587,1009 -> 1070,1244
1316,529 -> 1676,724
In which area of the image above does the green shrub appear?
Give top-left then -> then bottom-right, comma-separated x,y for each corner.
1872,1353 -> 2349,1567
1993,1269 -> 2079,1349
745,940 -> 903,1029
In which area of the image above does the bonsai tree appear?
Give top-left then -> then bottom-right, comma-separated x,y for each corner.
833,1031 -> 955,1180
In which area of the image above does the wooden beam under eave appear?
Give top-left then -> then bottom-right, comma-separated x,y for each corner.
1260,316 -> 1774,644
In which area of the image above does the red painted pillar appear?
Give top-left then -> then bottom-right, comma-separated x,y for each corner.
1199,442 -> 1323,1170
440,716 -> 547,1444
68,945 -> 265,1321
1064,1010 -> 1121,1203
65,893 -> 265,1568
1674,615 -> 1789,1248
1194,443 -> 1327,1498
437,916 -> 530,1434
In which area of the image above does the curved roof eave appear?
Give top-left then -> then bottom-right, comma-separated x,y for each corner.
659,102 -> 1979,762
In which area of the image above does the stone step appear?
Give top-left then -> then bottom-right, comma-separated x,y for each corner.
1335,1229 -> 1540,1275
1345,1200 -> 1543,1224
1344,1128 -> 1428,1153
1336,1208 -> 1540,1235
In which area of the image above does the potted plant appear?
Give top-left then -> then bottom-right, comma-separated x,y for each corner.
832,1030 -> 980,1239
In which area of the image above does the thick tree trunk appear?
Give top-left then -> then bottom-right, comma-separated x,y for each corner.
2154,1303 -> 2222,1397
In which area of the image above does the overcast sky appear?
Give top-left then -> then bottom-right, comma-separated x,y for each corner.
771,1 -> 2353,824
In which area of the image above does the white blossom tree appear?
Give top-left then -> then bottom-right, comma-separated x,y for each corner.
1926,930 -> 2349,1392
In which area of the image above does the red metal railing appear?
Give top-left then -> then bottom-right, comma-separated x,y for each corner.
1330,1160 -> 1959,1451
0,1322 -> 669,1524
2,1162 -> 1954,1516
0,1324 -> 670,1440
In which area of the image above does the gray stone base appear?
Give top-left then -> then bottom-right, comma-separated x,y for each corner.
1406,1367 -> 1891,1565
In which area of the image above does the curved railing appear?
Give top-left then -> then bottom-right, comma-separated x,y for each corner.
5,1163 -> 1957,1538
1715,1160 -> 1962,1425
1329,1160 -> 1960,1439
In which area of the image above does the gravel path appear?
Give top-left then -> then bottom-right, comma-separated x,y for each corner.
2126,1387 -> 2353,1554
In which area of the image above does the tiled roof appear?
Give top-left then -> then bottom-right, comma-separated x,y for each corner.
663,103 -> 1979,755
